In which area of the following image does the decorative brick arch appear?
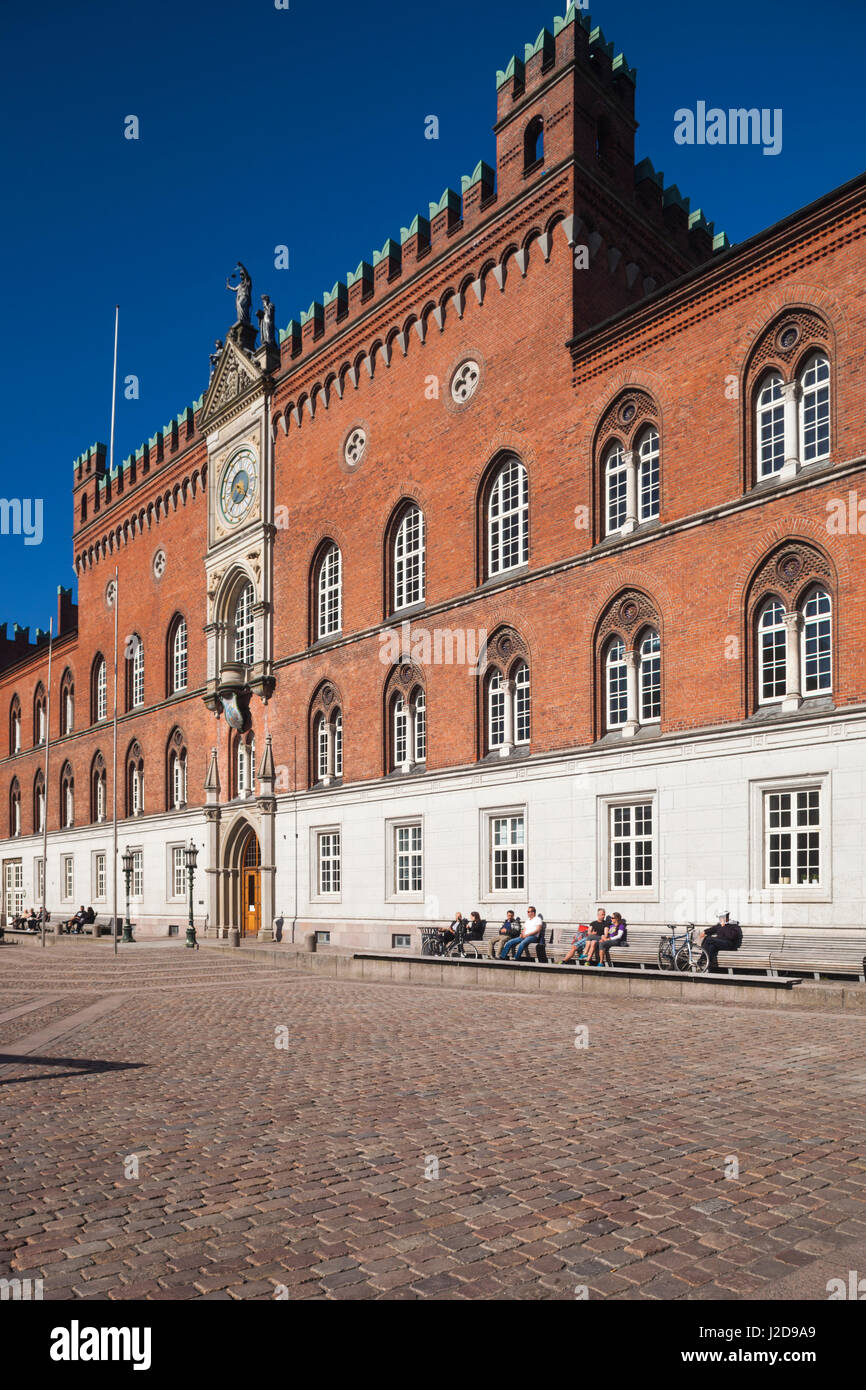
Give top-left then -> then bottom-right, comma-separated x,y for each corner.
382,492 -> 429,618
474,446 -> 533,584
475,624 -> 532,761
592,586 -> 664,740
308,679 -> 343,787
725,517 -> 848,622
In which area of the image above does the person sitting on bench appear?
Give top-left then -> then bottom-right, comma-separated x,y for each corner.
440,911 -> 467,949
597,912 -> 628,966
65,906 -> 87,934
489,911 -> 520,958
700,913 -> 742,972
500,906 -> 545,961
563,908 -> 610,964
467,911 -> 486,941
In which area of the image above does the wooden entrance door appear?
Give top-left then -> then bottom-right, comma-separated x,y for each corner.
240,833 -> 261,937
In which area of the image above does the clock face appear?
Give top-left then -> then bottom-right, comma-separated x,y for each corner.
220,447 -> 258,524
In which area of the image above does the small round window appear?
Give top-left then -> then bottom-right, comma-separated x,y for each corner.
451,360 -> 481,405
153,549 -> 167,579
344,427 -> 367,469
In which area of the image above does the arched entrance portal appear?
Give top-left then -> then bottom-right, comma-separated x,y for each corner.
240,829 -> 261,938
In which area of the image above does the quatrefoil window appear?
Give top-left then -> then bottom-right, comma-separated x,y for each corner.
451,360 -> 481,404
344,428 -> 367,469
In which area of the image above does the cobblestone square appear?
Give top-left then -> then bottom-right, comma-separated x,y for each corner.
2,946 -> 865,1301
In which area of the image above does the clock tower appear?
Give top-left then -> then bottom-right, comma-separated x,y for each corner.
199,289 -> 279,718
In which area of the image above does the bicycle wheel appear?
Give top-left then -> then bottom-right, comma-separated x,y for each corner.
460,943 -> 479,960
693,947 -> 710,974
657,938 -> 675,971
674,945 -> 694,972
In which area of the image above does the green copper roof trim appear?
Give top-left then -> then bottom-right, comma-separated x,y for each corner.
399,213 -> 430,245
322,282 -> 345,307
300,302 -> 323,326
428,188 -> 460,219
634,157 -> 663,187
713,231 -> 731,251
663,184 -> 690,214
372,239 -> 400,267
460,160 -> 495,194
611,52 -> 636,84
346,262 -> 373,288
588,26 -> 614,59
495,54 -> 525,89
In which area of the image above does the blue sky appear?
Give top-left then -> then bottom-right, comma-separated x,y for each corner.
1,0 -> 863,634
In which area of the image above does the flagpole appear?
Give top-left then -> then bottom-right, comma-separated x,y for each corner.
40,619 -> 53,949
108,306 -> 120,958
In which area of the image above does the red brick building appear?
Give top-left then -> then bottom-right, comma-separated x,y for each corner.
2,7 -> 864,944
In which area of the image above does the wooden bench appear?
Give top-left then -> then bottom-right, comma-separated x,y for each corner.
770,937 -> 866,983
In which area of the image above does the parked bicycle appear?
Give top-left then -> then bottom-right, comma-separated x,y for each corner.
658,922 -> 709,974
420,922 -> 479,960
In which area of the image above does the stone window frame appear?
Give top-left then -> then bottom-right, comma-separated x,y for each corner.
748,772 -> 832,904
593,390 -> 662,544
743,309 -> 834,490
745,543 -> 836,715
309,681 -> 343,789
593,591 -> 663,740
596,791 -> 659,904
384,663 -> 426,776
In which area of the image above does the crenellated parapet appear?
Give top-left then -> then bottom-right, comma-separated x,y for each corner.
68,1 -> 729,548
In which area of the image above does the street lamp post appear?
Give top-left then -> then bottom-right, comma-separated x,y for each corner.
121,846 -> 135,944
184,840 -> 198,948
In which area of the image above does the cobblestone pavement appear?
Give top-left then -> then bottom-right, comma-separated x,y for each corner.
1,945 -> 865,1301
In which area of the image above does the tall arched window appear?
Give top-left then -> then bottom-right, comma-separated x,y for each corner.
10,779 -> 21,837
316,544 -> 342,639
758,598 -> 787,703
127,637 -> 144,710
485,662 -> 530,753
334,711 -> 343,778
394,506 -> 426,611
60,762 -> 74,828
236,731 -> 256,799
170,618 -> 188,694
59,670 -> 74,736
605,639 -> 628,730
637,429 -> 660,523
234,582 -> 255,665
799,353 -> 830,463
514,662 -> 531,745
802,587 -> 832,694
605,442 -> 628,534
91,753 -> 107,823
92,655 -> 107,723
639,630 -> 661,723
488,457 -> 528,576
391,689 -> 426,771
756,372 -> 785,478
33,770 -> 45,834
9,695 -> 21,755
524,115 -> 544,170
126,742 -> 144,817
168,735 -> 188,809
34,683 -> 47,746
413,692 -> 426,764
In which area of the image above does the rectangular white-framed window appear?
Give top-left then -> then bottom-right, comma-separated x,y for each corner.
169,844 -> 186,900
480,806 -> 526,898
392,933 -> 412,950
93,851 -> 107,903
387,819 -> 423,900
129,848 -> 143,899
749,774 -> 830,902
62,855 -> 74,902
597,793 -> 658,901
314,828 -> 341,898
34,857 -> 44,902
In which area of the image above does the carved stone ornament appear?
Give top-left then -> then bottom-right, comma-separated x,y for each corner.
750,544 -> 832,606
597,390 -> 657,449
750,311 -> 829,374
322,685 -> 335,708
597,590 -> 659,644
486,627 -> 528,676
